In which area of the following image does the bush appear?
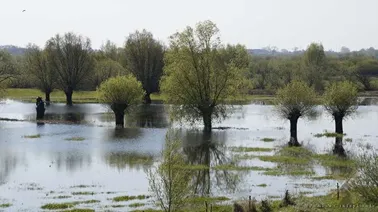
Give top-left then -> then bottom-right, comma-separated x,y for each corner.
350,152 -> 378,203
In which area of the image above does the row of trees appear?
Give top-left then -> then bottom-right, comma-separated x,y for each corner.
0,30 -> 165,105
95,21 -> 358,157
1,21 -> 378,105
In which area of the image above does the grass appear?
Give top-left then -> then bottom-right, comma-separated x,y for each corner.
111,204 -> 126,208
345,138 -> 353,142
187,196 -> 231,204
52,195 -> 72,199
313,154 -> 356,168
71,191 -> 95,195
0,204 -> 12,208
41,200 -> 100,210
65,137 -> 86,141
233,154 -> 259,161
23,134 -> 41,139
4,88 -> 98,103
4,88 -> 275,104
70,185 -> 97,188
214,164 -> 271,171
129,203 -> 146,208
256,183 -> 268,187
263,169 -> 315,176
314,131 -> 346,138
113,195 -> 150,202
41,203 -> 76,210
261,138 -> 276,142
258,155 -> 311,165
230,146 -> 274,152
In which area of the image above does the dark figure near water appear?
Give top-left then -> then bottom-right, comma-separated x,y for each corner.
36,96 -> 45,120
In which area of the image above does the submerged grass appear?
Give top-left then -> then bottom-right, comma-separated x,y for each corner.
113,195 -> 150,202
62,210 -> 95,212
256,184 -> 268,187
187,196 -> 230,204
314,131 -> 346,138
230,147 -> 274,152
23,134 -> 41,139
65,137 -> 85,141
261,138 -> 276,142
70,185 -> 97,188
41,200 -> 100,210
313,154 -> 356,168
129,203 -> 146,208
71,191 -> 95,195
0,204 -> 12,208
52,195 -> 72,199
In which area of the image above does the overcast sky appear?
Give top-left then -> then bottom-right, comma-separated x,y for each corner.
1,0 -> 377,51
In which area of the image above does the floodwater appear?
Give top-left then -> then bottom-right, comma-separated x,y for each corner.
0,98 -> 378,211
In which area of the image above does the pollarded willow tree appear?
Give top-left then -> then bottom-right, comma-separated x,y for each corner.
161,20 -> 248,132
25,44 -> 56,103
323,81 -> 358,156
45,32 -> 94,105
124,30 -> 165,104
276,80 -> 318,147
97,75 -> 144,128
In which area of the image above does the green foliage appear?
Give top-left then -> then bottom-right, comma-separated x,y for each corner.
0,50 -> 16,87
146,131 -> 194,212
161,20 -> 248,130
24,44 -> 55,95
323,81 -> 358,118
275,80 -> 318,119
124,29 -> 165,100
302,43 -> 327,91
349,152 -> 378,203
113,195 -> 150,202
93,58 -> 127,87
45,32 -> 94,104
97,75 -> 144,107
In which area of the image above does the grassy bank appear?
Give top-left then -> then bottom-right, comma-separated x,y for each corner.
3,88 -> 378,104
3,88 -> 274,104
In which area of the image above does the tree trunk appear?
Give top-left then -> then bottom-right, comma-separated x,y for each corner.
333,115 -> 346,157
288,117 -> 300,147
115,111 -> 125,128
203,112 -> 212,133
65,89 -> 73,106
45,91 -> 51,105
143,93 -> 152,104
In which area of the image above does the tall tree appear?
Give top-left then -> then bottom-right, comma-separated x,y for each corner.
124,30 -> 165,104
275,81 -> 318,147
354,59 -> 378,91
25,44 -> 55,103
161,20 -> 247,132
323,81 -> 358,156
303,43 -> 327,91
45,32 -> 94,105
0,51 -> 15,85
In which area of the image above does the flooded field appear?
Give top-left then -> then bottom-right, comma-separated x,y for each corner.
1,99 -> 378,211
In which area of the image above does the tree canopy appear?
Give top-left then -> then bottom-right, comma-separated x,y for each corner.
45,32 -> 94,105
161,20 -> 248,132
97,75 -> 144,127
25,44 -> 56,102
124,29 -> 165,103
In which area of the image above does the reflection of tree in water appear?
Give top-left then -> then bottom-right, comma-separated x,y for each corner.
104,151 -> 154,171
0,150 -> 22,185
53,151 -> 92,173
125,104 -> 169,128
106,128 -> 143,140
182,131 -> 241,196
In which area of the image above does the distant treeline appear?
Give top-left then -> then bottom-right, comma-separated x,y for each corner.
1,29 -> 378,102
